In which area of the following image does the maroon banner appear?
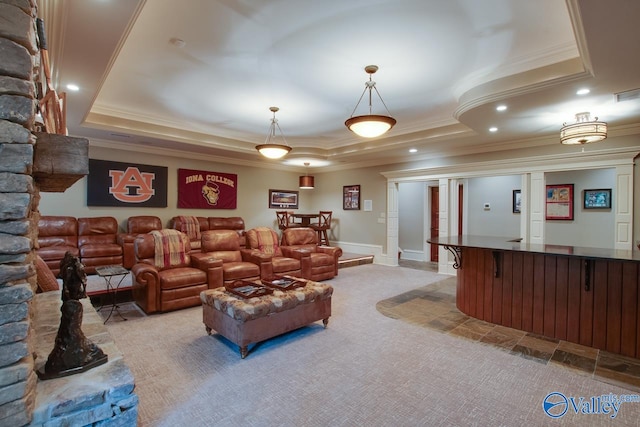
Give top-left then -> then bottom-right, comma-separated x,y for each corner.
178,168 -> 237,209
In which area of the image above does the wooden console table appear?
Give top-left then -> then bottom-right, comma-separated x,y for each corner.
428,235 -> 640,359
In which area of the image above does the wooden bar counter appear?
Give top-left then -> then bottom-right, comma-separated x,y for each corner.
428,235 -> 640,359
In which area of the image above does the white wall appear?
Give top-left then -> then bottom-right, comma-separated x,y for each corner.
398,182 -> 425,254
545,168 -> 616,248
466,175 -> 521,238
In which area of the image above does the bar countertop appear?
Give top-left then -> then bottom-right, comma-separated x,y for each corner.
428,235 -> 640,262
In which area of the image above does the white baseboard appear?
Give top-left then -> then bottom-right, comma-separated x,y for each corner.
399,249 -> 424,262
332,241 -> 386,264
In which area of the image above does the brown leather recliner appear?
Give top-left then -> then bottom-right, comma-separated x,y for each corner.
191,229 -> 271,286
169,215 -> 208,252
170,216 -> 247,252
208,217 -> 246,248
131,231 -> 223,314
77,216 -> 124,274
281,227 -> 343,281
245,227 -> 303,278
118,216 -> 163,268
37,215 -> 79,276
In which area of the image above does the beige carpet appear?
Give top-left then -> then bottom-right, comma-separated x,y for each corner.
104,265 -> 640,426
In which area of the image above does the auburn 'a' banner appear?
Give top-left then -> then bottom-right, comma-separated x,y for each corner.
178,168 -> 237,209
87,159 -> 168,207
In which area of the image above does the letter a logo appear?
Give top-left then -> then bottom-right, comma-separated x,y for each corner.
109,167 -> 155,203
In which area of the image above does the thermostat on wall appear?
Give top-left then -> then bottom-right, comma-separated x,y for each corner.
483,202 -> 490,210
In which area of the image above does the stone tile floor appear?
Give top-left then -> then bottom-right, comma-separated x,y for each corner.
377,277 -> 640,393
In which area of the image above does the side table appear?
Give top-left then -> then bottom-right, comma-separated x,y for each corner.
95,265 -> 129,323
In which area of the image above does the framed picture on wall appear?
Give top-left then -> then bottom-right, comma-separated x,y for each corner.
545,184 -> 574,220
584,189 -> 611,209
268,189 -> 298,209
512,190 -> 521,213
343,185 -> 360,210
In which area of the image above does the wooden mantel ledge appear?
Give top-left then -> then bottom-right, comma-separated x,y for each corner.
33,132 -> 88,193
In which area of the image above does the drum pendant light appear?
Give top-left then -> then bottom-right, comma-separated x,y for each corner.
299,162 -> 314,189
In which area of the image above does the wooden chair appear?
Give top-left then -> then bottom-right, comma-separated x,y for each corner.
276,211 -> 301,244
313,211 -> 332,246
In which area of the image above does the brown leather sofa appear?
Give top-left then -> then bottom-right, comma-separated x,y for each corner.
170,216 -> 246,251
131,231 -> 223,313
245,227 -> 303,278
77,216 -> 124,274
118,215 -> 163,268
191,229 -> 270,286
281,227 -> 343,281
37,215 -> 80,276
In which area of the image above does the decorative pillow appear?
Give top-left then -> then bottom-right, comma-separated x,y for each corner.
35,255 -> 60,293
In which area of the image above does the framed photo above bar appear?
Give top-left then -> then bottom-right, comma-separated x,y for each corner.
545,184 -> 574,220
343,185 -> 360,210
584,188 -> 612,209
269,189 -> 298,209
512,189 -> 521,213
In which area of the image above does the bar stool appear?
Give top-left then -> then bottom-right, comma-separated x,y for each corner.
276,211 -> 299,244
313,211 -> 332,246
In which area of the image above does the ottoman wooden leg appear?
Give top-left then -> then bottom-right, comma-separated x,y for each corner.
240,346 -> 248,359
323,317 -> 329,328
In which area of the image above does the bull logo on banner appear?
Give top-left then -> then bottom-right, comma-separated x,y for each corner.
178,169 -> 237,209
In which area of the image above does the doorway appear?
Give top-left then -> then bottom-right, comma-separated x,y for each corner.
429,184 -> 463,262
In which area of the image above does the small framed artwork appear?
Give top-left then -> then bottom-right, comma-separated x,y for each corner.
268,189 -> 298,209
512,190 -> 521,213
545,184 -> 574,220
343,185 -> 360,210
584,189 -> 611,209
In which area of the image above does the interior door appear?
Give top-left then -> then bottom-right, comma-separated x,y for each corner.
430,186 -> 439,261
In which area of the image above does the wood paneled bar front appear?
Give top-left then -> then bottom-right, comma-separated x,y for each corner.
428,235 -> 640,359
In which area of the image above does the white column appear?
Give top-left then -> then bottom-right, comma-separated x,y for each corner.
529,172 -> 545,244
386,181 -> 399,266
615,164 -> 634,250
520,174 -> 530,242
438,178 -> 453,274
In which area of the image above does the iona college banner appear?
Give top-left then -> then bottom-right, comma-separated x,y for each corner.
178,168 -> 237,209
87,159 -> 168,207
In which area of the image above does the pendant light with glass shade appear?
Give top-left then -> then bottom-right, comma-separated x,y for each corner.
299,162 -> 314,189
345,65 -> 396,138
256,106 -> 292,159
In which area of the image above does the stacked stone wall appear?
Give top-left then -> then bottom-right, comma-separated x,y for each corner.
0,0 -> 41,425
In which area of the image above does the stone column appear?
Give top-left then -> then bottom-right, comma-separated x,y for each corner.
0,0 -> 40,425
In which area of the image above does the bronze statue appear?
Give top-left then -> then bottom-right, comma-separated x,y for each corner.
38,252 -> 108,380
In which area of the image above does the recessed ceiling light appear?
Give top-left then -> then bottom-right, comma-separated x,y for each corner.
496,105 -> 507,111
66,84 -> 79,91
576,88 -> 590,95
409,148 -> 417,153
489,127 -> 498,132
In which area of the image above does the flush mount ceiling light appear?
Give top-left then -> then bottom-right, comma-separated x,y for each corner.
560,112 -> 607,145
256,106 -> 292,159
299,162 -> 315,189
345,65 -> 396,138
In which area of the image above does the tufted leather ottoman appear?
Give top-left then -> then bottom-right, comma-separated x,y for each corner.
200,279 -> 332,358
